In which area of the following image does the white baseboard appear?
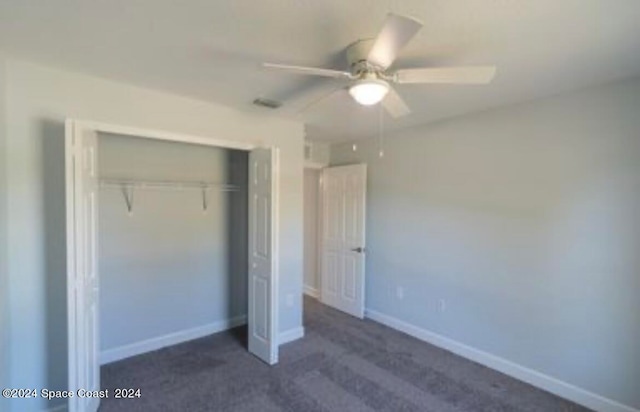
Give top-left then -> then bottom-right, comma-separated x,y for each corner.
101,316 -> 305,365
304,285 -> 320,299
279,326 -> 304,345
101,315 -> 247,365
365,308 -> 638,412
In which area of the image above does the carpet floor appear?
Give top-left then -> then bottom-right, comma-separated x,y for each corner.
100,297 -> 591,412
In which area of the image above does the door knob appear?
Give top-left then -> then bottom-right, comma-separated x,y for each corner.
350,247 -> 365,253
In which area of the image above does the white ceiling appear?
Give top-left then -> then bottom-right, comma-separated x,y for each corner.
1,0 -> 640,141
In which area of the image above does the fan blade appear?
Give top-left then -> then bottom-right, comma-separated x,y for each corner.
263,63 -> 351,78
382,87 -> 411,118
394,66 -> 497,84
367,13 -> 423,69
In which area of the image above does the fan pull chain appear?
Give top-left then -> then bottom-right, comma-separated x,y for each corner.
378,103 -> 385,158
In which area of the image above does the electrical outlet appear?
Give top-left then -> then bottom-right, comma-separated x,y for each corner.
286,294 -> 294,307
438,299 -> 446,313
396,286 -> 404,300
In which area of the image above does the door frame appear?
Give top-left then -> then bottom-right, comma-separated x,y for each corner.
302,166 -> 324,300
65,119 -> 280,411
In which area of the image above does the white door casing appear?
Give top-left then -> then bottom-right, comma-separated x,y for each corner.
66,120 -> 100,412
248,147 -> 279,364
320,164 -> 367,318
66,119 -> 282,411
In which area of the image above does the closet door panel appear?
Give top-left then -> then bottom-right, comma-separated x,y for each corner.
248,147 -> 278,365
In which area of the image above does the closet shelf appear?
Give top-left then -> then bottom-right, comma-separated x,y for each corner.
99,178 -> 241,192
99,178 -> 241,214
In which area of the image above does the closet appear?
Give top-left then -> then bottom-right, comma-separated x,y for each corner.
96,132 -> 248,364
65,120 -> 279,412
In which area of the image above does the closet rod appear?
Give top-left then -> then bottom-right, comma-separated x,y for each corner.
99,178 -> 241,214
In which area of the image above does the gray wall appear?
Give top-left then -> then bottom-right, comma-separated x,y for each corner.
98,134 -> 247,352
331,76 -> 640,409
304,169 -> 320,291
4,58 -> 303,412
0,56 -> 9,412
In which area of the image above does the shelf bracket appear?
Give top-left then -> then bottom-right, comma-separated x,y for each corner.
121,185 -> 134,215
202,186 -> 208,212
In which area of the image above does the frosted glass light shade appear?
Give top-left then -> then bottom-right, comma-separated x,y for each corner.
348,79 -> 389,106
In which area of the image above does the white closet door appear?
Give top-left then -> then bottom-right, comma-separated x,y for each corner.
321,164 -> 367,318
66,120 -> 100,412
248,147 -> 279,364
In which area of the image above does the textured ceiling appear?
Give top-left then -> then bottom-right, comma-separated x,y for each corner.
1,0 -> 640,141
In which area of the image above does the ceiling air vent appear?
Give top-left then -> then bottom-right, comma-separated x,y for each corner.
253,97 -> 282,109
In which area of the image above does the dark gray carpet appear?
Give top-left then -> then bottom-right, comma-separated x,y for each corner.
100,297 -> 591,412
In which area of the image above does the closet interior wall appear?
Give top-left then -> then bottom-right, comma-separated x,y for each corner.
97,133 -> 248,358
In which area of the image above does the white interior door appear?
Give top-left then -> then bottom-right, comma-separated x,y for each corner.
66,120 -> 100,412
320,164 -> 367,318
248,147 -> 279,364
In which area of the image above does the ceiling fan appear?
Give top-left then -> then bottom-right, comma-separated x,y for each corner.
263,13 -> 496,118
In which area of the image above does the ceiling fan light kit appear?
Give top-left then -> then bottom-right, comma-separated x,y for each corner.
349,77 -> 390,106
263,13 -> 497,117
